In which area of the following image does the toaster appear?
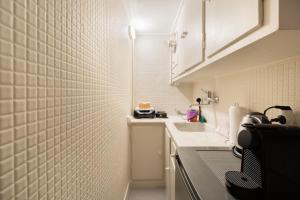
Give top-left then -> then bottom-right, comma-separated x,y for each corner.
133,107 -> 155,119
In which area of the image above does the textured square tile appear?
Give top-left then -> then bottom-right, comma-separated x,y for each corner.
0,0 -> 132,200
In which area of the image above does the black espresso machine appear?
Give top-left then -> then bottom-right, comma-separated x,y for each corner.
225,124 -> 300,199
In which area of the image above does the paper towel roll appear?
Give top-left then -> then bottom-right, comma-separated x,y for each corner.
228,103 -> 248,146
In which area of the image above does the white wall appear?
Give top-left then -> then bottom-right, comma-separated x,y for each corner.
193,55 -> 300,130
133,35 -> 192,115
0,0 -> 132,199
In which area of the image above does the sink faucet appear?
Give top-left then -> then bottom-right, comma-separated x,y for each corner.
201,89 -> 219,104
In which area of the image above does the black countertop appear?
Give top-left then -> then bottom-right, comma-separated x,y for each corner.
177,147 -> 241,200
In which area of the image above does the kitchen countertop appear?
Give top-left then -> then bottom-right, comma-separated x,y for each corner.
127,115 -> 232,150
127,115 -> 180,125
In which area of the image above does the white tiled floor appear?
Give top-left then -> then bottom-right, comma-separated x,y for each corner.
127,187 -> 166,200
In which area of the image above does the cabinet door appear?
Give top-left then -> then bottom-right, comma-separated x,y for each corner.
170,156 -> 176,200
170,139 -> 177,200
170,32 -> 180,81
131,125 -> 164,180
165,129 -> 171,200
206,0 -> 263,57
180,0 -> 204,72
175,0 -> 204,76
172,8 -> 185,77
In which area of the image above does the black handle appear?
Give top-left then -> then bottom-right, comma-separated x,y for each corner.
263,105 -> 292,115
270,115 -> 286,124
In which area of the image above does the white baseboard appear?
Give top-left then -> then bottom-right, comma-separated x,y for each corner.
130,180 -> 165,188
123,182 -> 130,200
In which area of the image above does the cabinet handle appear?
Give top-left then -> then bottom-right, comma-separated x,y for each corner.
165,167 -> 170,171
181,32 -> 188,39
172,64 -> 178,69
170,154 -> 176,158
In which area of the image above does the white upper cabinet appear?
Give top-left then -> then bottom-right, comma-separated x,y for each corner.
180,0 -> 204,71
171,0 -> 300,83
172,7 -> 185,77
206,0 -> 263,58
173,0 -> 204,77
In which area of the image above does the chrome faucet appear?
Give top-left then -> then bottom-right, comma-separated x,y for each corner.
200,89 -> 219,104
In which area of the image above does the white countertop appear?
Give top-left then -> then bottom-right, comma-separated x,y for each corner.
127,115 -> 233,150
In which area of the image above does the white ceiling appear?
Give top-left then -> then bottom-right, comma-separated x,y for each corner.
124,0 -> 181,34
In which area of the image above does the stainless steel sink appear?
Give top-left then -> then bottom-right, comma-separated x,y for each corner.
174,122 -> 205,132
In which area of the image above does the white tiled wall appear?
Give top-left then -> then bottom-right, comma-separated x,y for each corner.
134,35 -> 192,114
0,0 -> 132,199
193,55 -> 300,127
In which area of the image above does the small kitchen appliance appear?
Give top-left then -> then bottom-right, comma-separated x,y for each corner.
233,105 -> 292,158
133,102 -> 155,119
226,124 -> 300,199
155,111 -> 167,118
233,112 -> 270,158
133,107 -> 155,119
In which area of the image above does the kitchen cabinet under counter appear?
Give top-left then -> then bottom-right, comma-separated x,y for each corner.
127,115 -> 185,187
127,115 -> 234,198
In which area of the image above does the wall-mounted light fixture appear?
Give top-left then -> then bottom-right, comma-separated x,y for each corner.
128,25 -> 136,40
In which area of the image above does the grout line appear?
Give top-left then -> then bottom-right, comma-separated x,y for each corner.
45,0 -> 49,198
12,0 -> 16,198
